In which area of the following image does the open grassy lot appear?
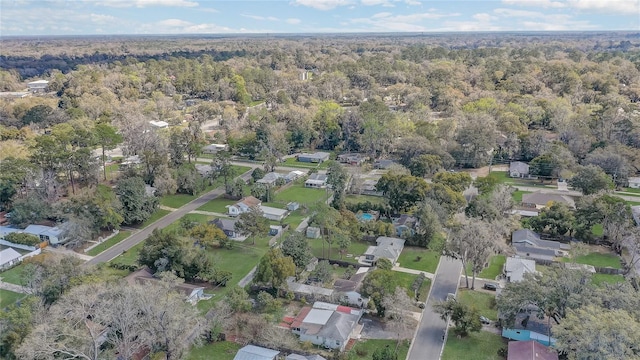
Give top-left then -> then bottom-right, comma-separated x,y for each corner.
113,241 -> 146,266
387,271 -> 431,301
283,157 -> 329,169
308,238 -> 370,264
512,190 -> 532,202
478,255 -> 506,280
441,330 -> 506,360
562,252 -> 622,269
136,209 -> 171,228
489,171 -> 511,183
186,341 -> 241,360
0,289 -> 26,308
397,246 -> 441,274
591,273 -> 625,286
86,231 -> 131,256
458,289 -> 498,321
274,183 -> 328,205
344,194 -> 387,207
0,264 -> 27,285
350,339 -> 410,360
164,213 -> 214,233
197,198 -> 237,213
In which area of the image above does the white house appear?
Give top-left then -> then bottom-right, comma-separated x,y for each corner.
628,177 -> 640,189
305,173 -> 328,188
228,196 -> 263,217
202,143 -> 228,154
27,79 -> 49,93
0,248 -> 22,269
261,206 -> 289,221
291,302 -> 362,351
362,236 -> 405,265
504,257 -> 537,283
509,162 -> 530,178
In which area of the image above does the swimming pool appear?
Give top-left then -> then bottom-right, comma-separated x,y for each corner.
359,213 -> 374,221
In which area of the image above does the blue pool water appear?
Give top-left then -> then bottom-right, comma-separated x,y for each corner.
360,213 -> 374,221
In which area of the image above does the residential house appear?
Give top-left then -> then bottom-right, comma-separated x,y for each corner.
125,267 -> 210,305
305,173 -> 328,188
285,170 -> 306,183
262,207 -> 289,221
628,176 -> 640,189
507,340 -> 558,360
0,248 -> 22,269
228,196 -> 263,217
287,277 -> 335,302
0,224 -> 65,245
286,354 -> 327,360
509,162 -> 530,178
521,191 -> 575,209
149,120 -> 169,128
333,268 -> 369,308
502,312 -> 556,347
211,218 -> 239,239
27,79 -> 49,92
504,257 -> 536,283
307,226 -> 321,239
511,229 -> 570,262
362,236 -> 405,265
257,172 -> 285,186
373,159 -> 396,170
393,215 -> 417,238
202,143 -> 228,154
297,152 -> 330,163
337,153 -> 367,166
291,302 -> 363,351
233,345 -> 279,360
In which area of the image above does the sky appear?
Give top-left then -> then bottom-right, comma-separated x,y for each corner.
0,0 -> 638,36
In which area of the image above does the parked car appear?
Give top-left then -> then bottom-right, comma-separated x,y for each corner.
480,316 -> 491,325
483,283 -> 498,291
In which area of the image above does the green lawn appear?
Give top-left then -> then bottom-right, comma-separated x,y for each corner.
397,246 -> 441,274
164,213 -> 214,233
478,255 -> 506,280
283,157 -> 329,169
562,252 -> 622,269
0,289 -> 26,308
620,187 -> 640,194
488,171 -> 511,184
186,341 -> 241,360
274,183 -> 328,205
136,209 -> 171,228
627,201 -> 640,206
458,289 -> 498,321
0,264 -> 27,285
512,190 -> 532,202
197,198 -> 237,213
441,331 -> 506,360
591,273 -> 625,286
388,271 -> 431,301
113,241 -> 146,266
349,339 -> 410,360
86,231 -> 131,256
591,224 -> 604,237
282,209 -> 308,229
309,238 -> 370,264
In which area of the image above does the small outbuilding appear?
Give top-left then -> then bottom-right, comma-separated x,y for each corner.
297,152 -> 330,163
233,345 -> 279,360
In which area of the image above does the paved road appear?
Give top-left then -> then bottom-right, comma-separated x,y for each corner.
407,256 -> 463,360
84,169 -> 254,266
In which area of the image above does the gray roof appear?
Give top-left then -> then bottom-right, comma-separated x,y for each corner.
308,173 -> 328,181
287,277 -> 334,297
512,229 -> 570,250
317,311 -> 359,343
365,236 -> 405,262
504,257 -> 536,282
521,191 -> 575,208
233,345 -> 279,360
299,152 -> 330,160
510,161 -> 530,174
212,218 -> 237,232
257,172 -> 284,184
0,248 -> 22,266
514,244 -> 557,261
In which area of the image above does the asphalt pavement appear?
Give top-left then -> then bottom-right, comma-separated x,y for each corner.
407,256 -> 463,360
84,169 -> 254,266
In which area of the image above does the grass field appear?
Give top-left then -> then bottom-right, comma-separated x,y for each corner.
591,273 -> 625,286
113,241 -> 146,266
186,341 -> 241,360
562,252 -> 622,269
350,339 -> 410,360
309,238 -> 370,264
478,255 -> 506,280
283,157 -> 329,169
386,271 -> 431,302
512,190 -> 532,202
0,289 -> 25,308
621,187 -> 640,194
197,198 -> 237,213
274,183 -> 328,205
441,331 -> 506,360
86,231 -> 131,256
458,289 -> 498,320
0,264 -> 27,285
397,246 -> 441,274
591,224 -> 604,237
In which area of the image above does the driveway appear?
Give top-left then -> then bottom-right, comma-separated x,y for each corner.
407,256 -> 463,360
84,168 -> 254,266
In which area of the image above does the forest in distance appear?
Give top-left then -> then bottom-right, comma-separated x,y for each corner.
1,30 -> 640,360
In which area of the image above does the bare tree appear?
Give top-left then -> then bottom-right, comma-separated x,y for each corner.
382,287 -> 415,349
446,218 -> 495,289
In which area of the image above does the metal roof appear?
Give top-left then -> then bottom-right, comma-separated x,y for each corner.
233,345 -> 279,360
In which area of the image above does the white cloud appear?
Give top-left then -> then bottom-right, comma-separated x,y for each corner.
96,0 -> 198,8
405,0 -> 421,5
291,0 -> 353,10
286,18 -> 302,24
157,18 -> 192,27
472,13 -> 498,22
521,19 -> 597,30
566,0 -> 640,14
241,14 -> 279,21
493,8 -> 545,17
361,0 -> 395,7
501,0 -> 565,8
372,11 -> 393,18
439,20 -> 502,31
350,11 -> 459,31
90,13 -> 117,24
